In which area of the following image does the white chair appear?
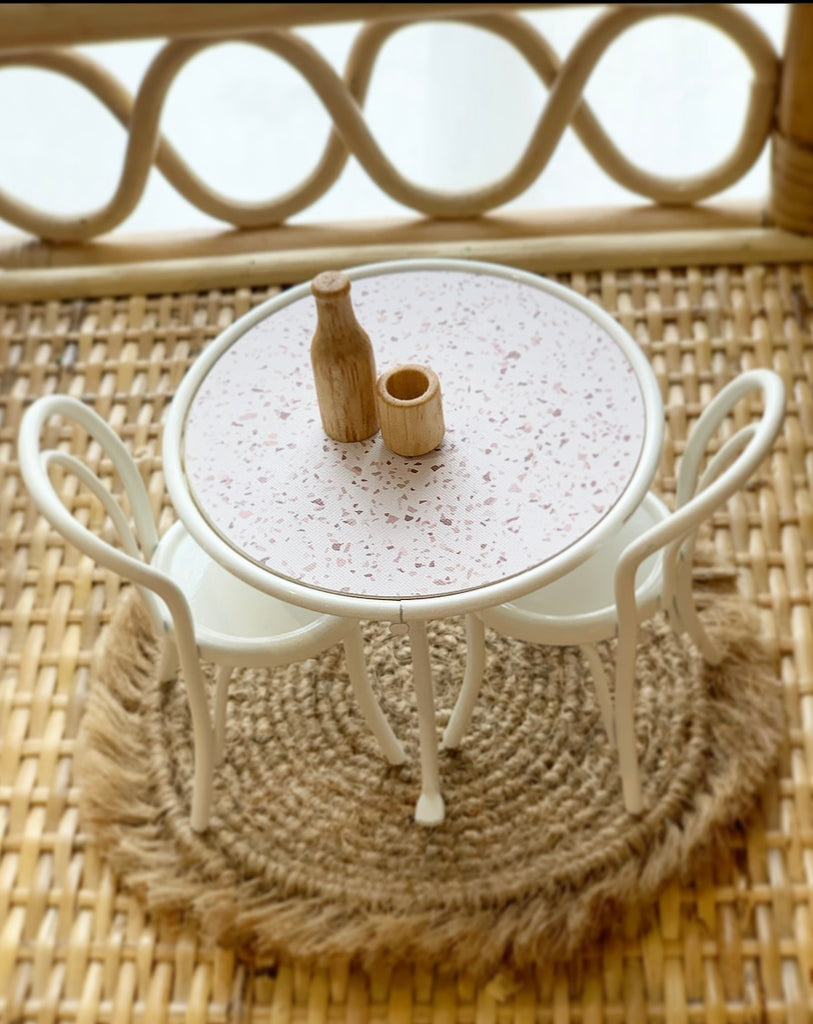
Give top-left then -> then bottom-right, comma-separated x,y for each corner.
18,395 -> 406,831
443,369 -> 786,814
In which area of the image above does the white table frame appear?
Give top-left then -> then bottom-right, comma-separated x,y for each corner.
163,258 -> 664,824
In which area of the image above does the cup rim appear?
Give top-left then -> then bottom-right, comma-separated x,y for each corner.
377,363 -> 440,406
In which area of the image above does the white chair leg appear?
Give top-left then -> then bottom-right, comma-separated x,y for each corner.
343,626 -> 407,765
169,613 -> 216,832
190,760 -> 214,832
407,620 -> 445,825
671,567 -> 724,664
613,625 -> 643,814
213,664 -> 232,765
159,630 -> 214,829
188,689 -> 215,833
442,614 -> 486,749
158,632 -> 179,682
579,643 -> 615,747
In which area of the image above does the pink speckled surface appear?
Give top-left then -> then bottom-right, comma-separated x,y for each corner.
182,269 -> 646,600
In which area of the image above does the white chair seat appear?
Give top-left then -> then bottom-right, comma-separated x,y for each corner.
153,521 -> 352,666
479,493 -> 668,646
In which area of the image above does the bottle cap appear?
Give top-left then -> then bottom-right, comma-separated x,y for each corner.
312,270 -> 351,299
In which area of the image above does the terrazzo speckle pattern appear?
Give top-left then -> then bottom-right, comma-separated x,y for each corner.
182,270 -> 647,600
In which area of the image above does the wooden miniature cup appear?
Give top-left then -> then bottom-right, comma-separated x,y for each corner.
376,364 -> 445,457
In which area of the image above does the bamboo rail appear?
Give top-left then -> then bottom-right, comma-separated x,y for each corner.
3,226 -> 813,303
0,3 -> 551,51
770,4 -> 813,233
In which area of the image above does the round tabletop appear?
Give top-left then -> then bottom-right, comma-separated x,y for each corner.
164,259 -> 664,621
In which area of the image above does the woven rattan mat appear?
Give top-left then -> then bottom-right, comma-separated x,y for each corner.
2,265 -> 811,1020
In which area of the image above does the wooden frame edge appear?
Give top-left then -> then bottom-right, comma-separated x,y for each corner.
2,227 -> 812,301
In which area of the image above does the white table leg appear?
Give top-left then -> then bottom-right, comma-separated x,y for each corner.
407,620 -> 445,825
343,625 -> 407,765
442,613 -> 486,748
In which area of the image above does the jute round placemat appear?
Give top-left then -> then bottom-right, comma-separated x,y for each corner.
76,582 -> 783,975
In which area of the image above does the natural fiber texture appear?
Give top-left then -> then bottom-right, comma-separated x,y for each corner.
770,132 -> 813,233
2,262 -> 812,1022
75,580 -> 782,975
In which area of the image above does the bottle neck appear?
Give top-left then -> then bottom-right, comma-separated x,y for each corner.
315,293 -> 356,333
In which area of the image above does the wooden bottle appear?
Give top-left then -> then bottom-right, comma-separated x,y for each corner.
310,270 -> 379,442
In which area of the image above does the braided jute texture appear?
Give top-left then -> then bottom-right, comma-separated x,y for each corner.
76,580 -> 783,977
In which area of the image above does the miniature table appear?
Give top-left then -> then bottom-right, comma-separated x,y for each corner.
163,258 -> 664,824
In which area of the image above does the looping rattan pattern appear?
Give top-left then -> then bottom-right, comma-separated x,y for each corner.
0,4 -> 778,240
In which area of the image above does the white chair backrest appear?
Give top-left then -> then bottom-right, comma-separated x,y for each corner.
18,395 -> 184,633
615,368 -> 786,614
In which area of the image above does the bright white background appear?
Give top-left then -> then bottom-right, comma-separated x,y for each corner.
0,4 -> 788,237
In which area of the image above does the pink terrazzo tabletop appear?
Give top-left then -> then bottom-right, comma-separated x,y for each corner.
181,268 -> 650,601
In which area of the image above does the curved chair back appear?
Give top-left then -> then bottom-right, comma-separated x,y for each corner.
18,395 -> 189,636
608,368 -> 785,812
19,395 -> 225,829
616,368 -> 786,636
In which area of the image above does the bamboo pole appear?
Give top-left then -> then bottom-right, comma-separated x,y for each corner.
770,5 -> 813,233
2,228 -> 813,303
0,3 -> 550,52
0,201 -> 769,273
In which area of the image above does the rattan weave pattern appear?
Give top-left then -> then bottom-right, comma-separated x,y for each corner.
1,265 -> 812,1021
